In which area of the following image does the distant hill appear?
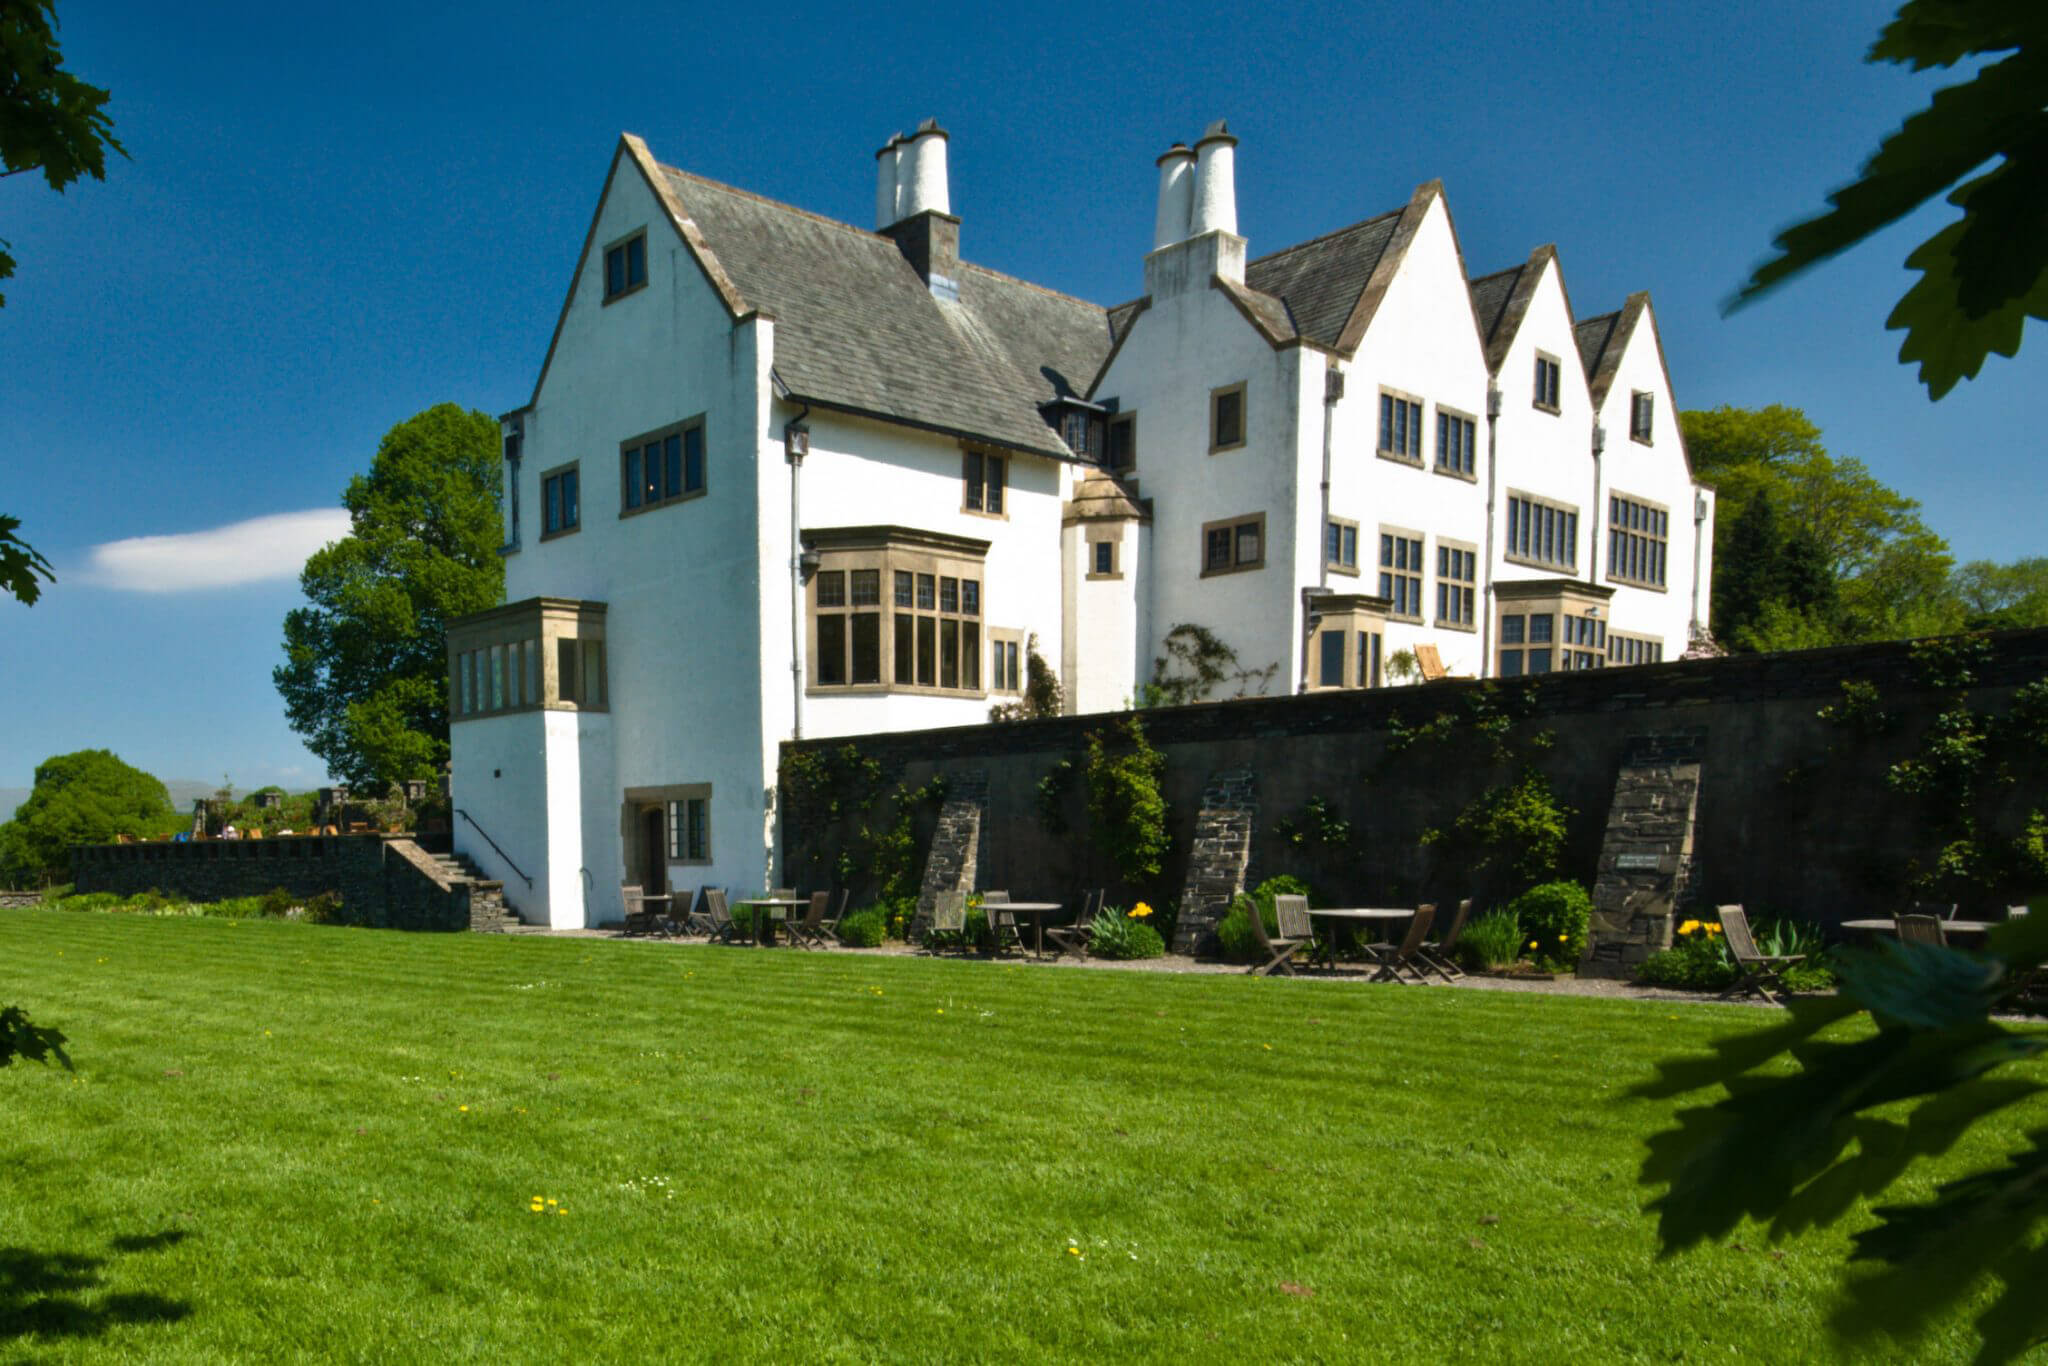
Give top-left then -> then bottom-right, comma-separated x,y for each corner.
2,778 -> 229,825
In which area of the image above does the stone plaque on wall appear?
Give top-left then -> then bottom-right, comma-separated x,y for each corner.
1581,729 -> 1705,978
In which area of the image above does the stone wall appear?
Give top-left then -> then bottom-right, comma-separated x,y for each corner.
779,629 -> 2048,948
70,835 -> 471,932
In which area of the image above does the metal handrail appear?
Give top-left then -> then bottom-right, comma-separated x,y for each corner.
453,808 -> 533,888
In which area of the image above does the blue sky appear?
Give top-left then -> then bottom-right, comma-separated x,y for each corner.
1,0 -> 2038,799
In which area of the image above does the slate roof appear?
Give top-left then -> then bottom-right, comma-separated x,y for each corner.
658,166 -> 1111,460
1469,264 -> 1525,360
1242,209 -> 1403,350
1574,310 -> 1623,390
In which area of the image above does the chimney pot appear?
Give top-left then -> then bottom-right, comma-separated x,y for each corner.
874,133 -> 904,230
1191,119 -> 1239,238
898,119 -> 951,219
1152,142 -> 1195,251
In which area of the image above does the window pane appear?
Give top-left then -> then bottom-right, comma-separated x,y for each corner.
1319,630 -> 1345,687
817,615 -> 846,685
1501,614 -> 1524,644
816,571 -> 845,607
663,434 -> 682,500
625,449 -> 642,508
1216,390 -> 1242,446
643,446 -> 660,505
961,580 -> 979,616
964,452 -> 983,509
1206,528 -> 1230,570
1364,632 -> 1382,688
684,424 -> 704,492
557,637 -> 577,702
917,616 -> 935,686
992,641 -> 1007,690
525,638 -> 540,704
894,571 -> 913,607
1500,650 -> 1523,677
850,569 -> 879,606
1528,648 -> 1553,674
606,247 -> 624,297
667,802 -> 681,860
940,577 -> 958,613
986,457 -> 1004,514
1235,521 -> 1259,565
689,798 -> 708,860
584,639 -> 605,704
1529,613 -> 1554,643
850,613 -> 880,685
1094,541 -> 1113,574
963,623 -> 979,688
490,645 -> 505,710
940,619 -> 959,688
627,235 -> 645,287
894,613 -> 914,683
563,470 -> 578,527
1006,642 -> 1020,690
916,574 -> 935,610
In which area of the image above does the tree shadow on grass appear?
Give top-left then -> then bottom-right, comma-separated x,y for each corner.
0,1230 -> 192,1344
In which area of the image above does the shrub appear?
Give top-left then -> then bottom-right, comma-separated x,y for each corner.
1505,880 -> 1592,967
1635,922 -> 1736,990
837,908 -> 886,947
1088,904 -> 1166,960
1084,716 -> 1170,882
258,887 -> 296,919
1456,910 -> 1522,971
1213,875 -> 1310,962
302,891 -> 346,925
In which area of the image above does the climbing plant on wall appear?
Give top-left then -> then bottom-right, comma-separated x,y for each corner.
1084,715 -> 1170,884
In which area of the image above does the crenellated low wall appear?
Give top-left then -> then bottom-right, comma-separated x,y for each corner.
780,629 -> 2048,951
70,834 -> 472,931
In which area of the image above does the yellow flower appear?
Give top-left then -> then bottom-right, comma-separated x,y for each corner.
459,1105 -> 469,1113
1678,920 -> 1700,935
1067,1246 -> 1080,1256
1130,902 -> 1154,919
1528,940 -> 1539,949
1558,934 -> 1567,942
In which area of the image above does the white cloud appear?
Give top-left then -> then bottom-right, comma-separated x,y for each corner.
81,509 -> 351,593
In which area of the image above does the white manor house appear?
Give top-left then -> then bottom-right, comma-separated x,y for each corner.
448,119 -> 1716,928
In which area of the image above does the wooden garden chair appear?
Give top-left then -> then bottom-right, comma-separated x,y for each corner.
1716,904 -> 1804,1005
1419,897 -> 1474,982
619,883 -> 656,937
679,885 -> 718,938
981,890 -> 1025,955
1911,900 -> 1959,924
1895,913 -> 1948,948
791,892 -> 831,949
1244,895 -> 1308,977
923,890 -> 967,954
1367,904 -> 1437,984
1273,895 -> 1319,968
1046,888 -> 1100,957
703,888 -> 748,946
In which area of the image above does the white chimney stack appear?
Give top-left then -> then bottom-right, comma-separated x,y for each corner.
875,133 -> 903,230
1152,143 -> 1195,250
898,118 -> 951,219
1190,120 -> 1239,238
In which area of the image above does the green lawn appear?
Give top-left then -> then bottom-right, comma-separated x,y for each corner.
0,911 -> 2014,1361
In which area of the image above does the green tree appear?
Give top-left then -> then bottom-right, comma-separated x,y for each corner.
1684,405 -> 1960,649
0,749 -> 180,886
1732,3 -> 2048,397
1953,557 -> 2048,630
2,0 -> 126,306
0,511 -> 53,604
275,404 -> 503,790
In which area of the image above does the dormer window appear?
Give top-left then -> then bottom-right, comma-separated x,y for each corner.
604,231 -> 647,302
1061,411 -> 1090,457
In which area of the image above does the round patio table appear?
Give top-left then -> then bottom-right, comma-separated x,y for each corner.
1307,908 -> 1415,965
997,902 -> 1062,958
1840,918 -> 1996,937
736,897 -> 807,946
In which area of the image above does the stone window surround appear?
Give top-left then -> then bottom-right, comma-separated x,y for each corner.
602,228 -> 648,305
1434,404 -> 1479,482
1606,489 -> 1671,592
619,782 -> 711,898
1326,516 -> 1360,576
1630,390 -> 1655,445
1494,578 -> 1613,677
1200,511 -> 1266,577
962,448 -> 1007,519
801,525 -> 991,698
1376,523 -> 1426,623
448,597 -> 608,721
539,460 -> 580,541
1533,350 -> 1562,414
1504,488 -> 1581,572
1086,530 -> 1122,580
1608,629 -> 1665,666
1209,381 -> 1247,454
987,627 -> 1024,694
1307,593 -> 1390,692
619,415 -> 707,518
1377,386 -> 1425,466
1435,535 -> 1478,632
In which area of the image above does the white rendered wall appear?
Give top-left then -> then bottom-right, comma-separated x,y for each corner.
494,148 -> 775,920
1488,260 -> 1597,610
1592,311 -> 1712,655
793,408 -> 1068,738
1094,261 -> 1308,698
1327,195 -> 1494,678
1063,514 -> 1147,713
